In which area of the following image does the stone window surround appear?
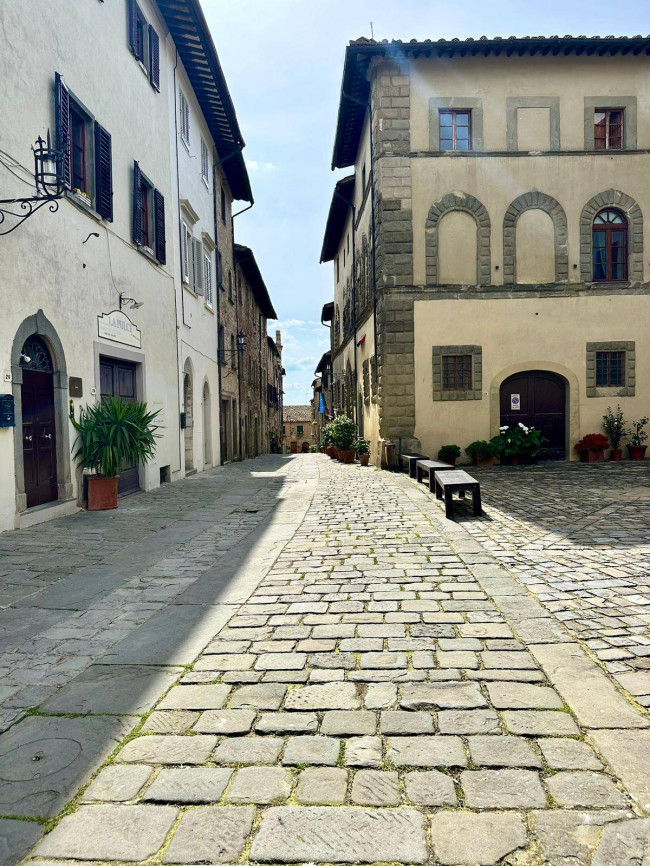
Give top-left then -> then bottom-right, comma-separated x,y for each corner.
580,189 -> 643,283
586,341 -> 635,397
425,192 -> 491,286
503,191 -> 568,283
584,97 -> 637,150
429,98 -> 484,152
506,97 -> 560,151
433,345 -> 483,401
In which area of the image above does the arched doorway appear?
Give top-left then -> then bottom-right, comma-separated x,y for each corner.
301,441 -> 309,453
183,361 -> 194,471
20,336 -> 57,507
202,381 -> 212,467
500,370 -> 567,459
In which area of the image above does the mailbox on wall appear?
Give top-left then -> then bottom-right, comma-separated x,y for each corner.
0,394 -> 15,428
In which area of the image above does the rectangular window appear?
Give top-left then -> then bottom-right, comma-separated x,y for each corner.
218,325 -> 225,365
217,251 -> 223,290
221,186 -> 226,223
231,334 -> 236,369
228,271 -> 233,301
439,110 -> 471,151
139,175 -> 153,249
204,253 -> 213,308
297,425 -> 303,436
69,105 -> 88,193
180,90 -> 190,147
201,139 -> 209,186
181,221 -> 191,283
594,109 -> 623,150
134,4 -> 147,64
128,1 -> 159,89
442,354 -> 472,391
596,351 -> 625,387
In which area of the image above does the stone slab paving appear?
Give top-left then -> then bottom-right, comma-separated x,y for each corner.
7,454 -> 648,865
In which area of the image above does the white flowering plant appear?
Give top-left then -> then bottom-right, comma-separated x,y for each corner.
490,423 -> 547,460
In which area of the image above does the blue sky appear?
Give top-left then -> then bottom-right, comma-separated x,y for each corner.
205,0 -> 649,405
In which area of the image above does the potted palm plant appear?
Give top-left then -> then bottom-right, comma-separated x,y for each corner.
72,397 -> 160,510
438,444 -> 461,466
628,417 -> 648,461
354,438 -> 370,466
602,405 -> 628,461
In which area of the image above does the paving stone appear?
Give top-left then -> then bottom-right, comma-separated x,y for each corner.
256,711 -> 318,733
482,650 -> 538,669
229,682 -> 287,710
193,709 -> 256,734
351,769 -> 399,805
532,810 -> 633,866
250,806 -> 428,863
360,651 -> 407,669
503,710 -> 580,736
589,729 -> 650,812
486,682 -> 563,709
311,652 -> 356,669
117,733 -> 217,765
36,804 -> 178,860
142,710 -> 199,733
213,736 -> 283,765
537,738 -> 603,770
592,817 -> 650,866
227,766 -> 291,803
405,769 -> 457,806
615,671 -> 650,696
255,652 -> 307,670
365,683 -> 397,708
283,735 -> 340,765
437,709 -> 501,734
345,736 -> 383,767
380,710 -> 434,734
295,767 -> 348,804
321,710 -> 376,735
194,653 -> 256,671
462,768 -> 547,808
401,682 -> 486,709
546,770 -> 627,808
468,735 -> 542,768
144,767 -> 232,803
430,812 -> 528,865
388,736 -> 467,767
157,684 -> 230,710
82,764 -> 152,802
285,682 -> 360,710
438,651 -> 479,669
0,818 -> 43,865
163,805 -> 254,863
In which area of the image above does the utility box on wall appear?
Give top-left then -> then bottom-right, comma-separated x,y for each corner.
0,394 -> 15,428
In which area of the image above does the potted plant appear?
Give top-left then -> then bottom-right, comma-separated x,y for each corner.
438,444 -> 461,466
628,417 -> 648,460
72,397 -> 160,511
602,405 -> 628,461
575,433 -> 610,463
491,424 -> 547,465
354,438 -> 370,466
465,440 -> 497,467
331,415 -> 357,463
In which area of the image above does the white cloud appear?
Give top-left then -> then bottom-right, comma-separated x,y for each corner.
246,160 -> 276,172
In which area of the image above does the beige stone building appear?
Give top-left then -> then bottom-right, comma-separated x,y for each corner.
266,331 -> 284,453
322,35 -> 650,464
282,406 -> 315,453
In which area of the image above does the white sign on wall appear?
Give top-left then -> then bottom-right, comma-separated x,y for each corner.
510,393 -> 521,411
97,310 -> 141,349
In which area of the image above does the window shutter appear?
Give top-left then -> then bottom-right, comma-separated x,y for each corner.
154,188 -> 166,264
55,73 -> 71,190
148,26 -> 160,91
193,239 -> 204,294
127,0 -> 137,56
132,160 -> 142,245
94,123 -> 113,221
181,223 -> 189,281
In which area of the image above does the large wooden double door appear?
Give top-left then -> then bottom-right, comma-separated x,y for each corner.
22,368 -> 58,508
100,357 -> 140,495
500,371 -> 567,460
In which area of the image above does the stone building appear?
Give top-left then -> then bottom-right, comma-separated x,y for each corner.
322,35 -> 650,464
266,332 -> 284,453
282,406 -> 315,453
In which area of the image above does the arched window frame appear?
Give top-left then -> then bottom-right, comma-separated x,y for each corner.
580,190 -> 642,283
592,208 -> 628,282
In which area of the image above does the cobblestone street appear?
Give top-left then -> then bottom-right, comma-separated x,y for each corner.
1,454 -> 650,864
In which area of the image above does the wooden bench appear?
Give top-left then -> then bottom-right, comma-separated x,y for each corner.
434,470 -> 482,521
401,453 -> 429,478
416,459 -> 455,491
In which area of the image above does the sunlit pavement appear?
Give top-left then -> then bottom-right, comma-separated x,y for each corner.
1,455 -> 650,864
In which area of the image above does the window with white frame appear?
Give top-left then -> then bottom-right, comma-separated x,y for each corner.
181,221 -> 192,283
201,138 -> 209,186
204,253 -> 213,308
180,90 -> 190,147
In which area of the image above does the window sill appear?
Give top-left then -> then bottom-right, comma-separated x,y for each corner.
202,176 -> 210,191
181,136 -> 190,154
204,302 -> 215,314
65,191 -> 102,222
136,244 -> 163,267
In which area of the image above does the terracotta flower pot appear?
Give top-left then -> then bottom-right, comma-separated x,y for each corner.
586,449 -> 605,463
610,449 -> 623,462
628,445 -> 647,461
510,456 -> 519,466
340,449 -> 355,464
87,475 -> 119,511
476,456 -> 495,467
359,454 -> 370,466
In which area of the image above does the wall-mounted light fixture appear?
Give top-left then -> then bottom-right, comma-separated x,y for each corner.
119,292 -> 143,310
0,131 -> 64,236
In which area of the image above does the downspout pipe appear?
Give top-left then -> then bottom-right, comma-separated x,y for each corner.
172,49 -> 183,476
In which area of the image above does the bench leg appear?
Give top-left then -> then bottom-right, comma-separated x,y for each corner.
472,486 -> 482,516
444,487 -> 454,520
428,472 -> 436,494
416,466 -> 421,483
435,478 -> 443,500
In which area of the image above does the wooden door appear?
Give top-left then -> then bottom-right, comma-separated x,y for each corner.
22,369 -> 58,507
500,371 -> 566,459
100,357 -> 140,494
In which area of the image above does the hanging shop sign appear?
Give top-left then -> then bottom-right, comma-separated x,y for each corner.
97,310 -> 141,349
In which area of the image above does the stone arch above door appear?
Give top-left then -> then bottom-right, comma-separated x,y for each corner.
580,189 -> 643,282
425,192 -> 491,286
10,311 -> 72,512
503,192 -> 568,283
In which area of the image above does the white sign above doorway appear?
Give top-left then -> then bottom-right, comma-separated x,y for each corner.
97,310 -> 141,349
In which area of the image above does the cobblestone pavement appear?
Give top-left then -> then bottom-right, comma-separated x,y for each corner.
2,455 -> 650,864
457,463 -> 650,706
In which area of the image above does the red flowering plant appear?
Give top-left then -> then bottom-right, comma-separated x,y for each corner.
575,434 -> 610,453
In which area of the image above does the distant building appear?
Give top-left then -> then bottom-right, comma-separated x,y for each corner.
282,405 -> 315,453
267,331 -> 284,453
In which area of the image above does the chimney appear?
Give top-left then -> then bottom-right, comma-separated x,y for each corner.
275,329 -> 282,357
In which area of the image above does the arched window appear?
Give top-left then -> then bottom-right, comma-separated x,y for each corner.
593,209 -> 627,281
